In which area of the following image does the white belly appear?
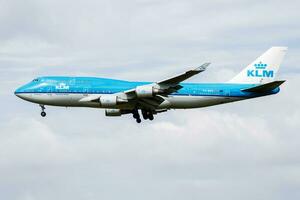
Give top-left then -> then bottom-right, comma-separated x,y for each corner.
162,95 -> 244,109
17,93 -> 244,109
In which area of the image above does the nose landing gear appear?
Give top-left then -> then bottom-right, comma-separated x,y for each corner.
40,105 -> 46,117
41,111 -> 46,117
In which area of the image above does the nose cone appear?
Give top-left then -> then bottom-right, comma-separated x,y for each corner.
15,92 -> 21,98
14,85 -> 34,102
15,80 -> 42,103
15,87 -> 22,97
14,85 -> 27,99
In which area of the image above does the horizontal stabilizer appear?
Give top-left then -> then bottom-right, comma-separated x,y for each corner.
242,80 -> 285,93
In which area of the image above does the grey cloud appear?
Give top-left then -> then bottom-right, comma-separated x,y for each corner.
1,0 -> 300,199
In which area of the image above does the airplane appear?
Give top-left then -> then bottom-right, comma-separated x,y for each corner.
15,47 -> 287,123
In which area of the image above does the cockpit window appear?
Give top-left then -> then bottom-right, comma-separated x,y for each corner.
32,79 -> 39,82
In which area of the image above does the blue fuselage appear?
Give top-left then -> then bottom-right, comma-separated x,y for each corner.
15,76 -> 278,97
14,76 -> 279,109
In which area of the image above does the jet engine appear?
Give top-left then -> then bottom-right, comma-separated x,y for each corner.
105,109 -> 122,116
135,85 -> 161,98
99,95 -> 118,107
99,95 -> 128,107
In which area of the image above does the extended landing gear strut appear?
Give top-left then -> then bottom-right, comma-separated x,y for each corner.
132,109 -> 141,123
142,110 -> 154,121
40,104 -> 46,117
132,109 -> 154,123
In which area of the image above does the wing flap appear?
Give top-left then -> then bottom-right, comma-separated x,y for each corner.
137,95 -> 166,110
79,95 -> 101,102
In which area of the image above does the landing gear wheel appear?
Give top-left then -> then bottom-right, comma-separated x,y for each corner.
40,104 -> 46,117
132,109 -> 140,119
149,114 -> 154,121
142,110 -> 148,120
132,109 -> 142,123
133,113 -> 139,119
41,111 -> 46,117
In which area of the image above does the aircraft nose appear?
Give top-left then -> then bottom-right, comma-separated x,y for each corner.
14,85 -> 25,98
15,90 -> 22,98
15,92 -> 20,97
14,86 -> 32,101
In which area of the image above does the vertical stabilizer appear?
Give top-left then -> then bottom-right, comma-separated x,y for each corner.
229,47 -> 287,84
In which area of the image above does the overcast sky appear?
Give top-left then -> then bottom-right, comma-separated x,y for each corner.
1,0 -> 300,199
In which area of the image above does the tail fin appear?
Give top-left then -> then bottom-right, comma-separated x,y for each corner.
229,47 -> 288,84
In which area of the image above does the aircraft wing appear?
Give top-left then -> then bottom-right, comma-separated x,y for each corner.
124,62 -> 210,97
79,63 -> 209,111
158,62 -> 210,86
122,63 -> 210,110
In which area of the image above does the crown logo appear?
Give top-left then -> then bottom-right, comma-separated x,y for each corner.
254,61 -> 267,69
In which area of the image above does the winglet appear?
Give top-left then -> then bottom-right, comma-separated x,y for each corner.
158,62 -> 210,85
196,62 -> 210,71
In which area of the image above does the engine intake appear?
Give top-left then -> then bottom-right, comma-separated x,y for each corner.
105,109 -> 122,116
99,95 -> 117,107
135,85 -> 161,98
99,95 -> 128,107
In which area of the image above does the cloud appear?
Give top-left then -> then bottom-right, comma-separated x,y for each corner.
1,0 -> 300,199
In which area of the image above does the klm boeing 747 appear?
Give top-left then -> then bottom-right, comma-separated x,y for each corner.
15,47 -> 287,123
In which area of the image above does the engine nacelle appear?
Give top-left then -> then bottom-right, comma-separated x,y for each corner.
99,95 -> 117,107
135,85 -> 160,98
105,109 -> 122,116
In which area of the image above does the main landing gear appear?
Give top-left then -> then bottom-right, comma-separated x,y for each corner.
132,109 -> 141,123
40,104 -> 46,117
132,109 -> 154,123
142,110 -> 154,121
